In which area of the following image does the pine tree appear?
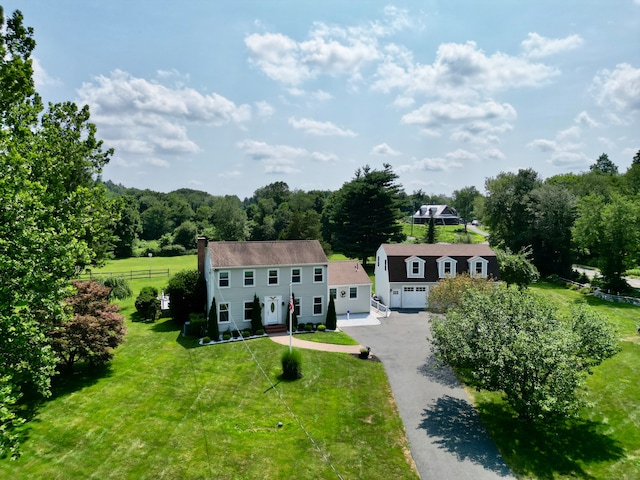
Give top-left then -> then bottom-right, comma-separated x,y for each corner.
207,298 -> 219,341
326,295 -> 337,330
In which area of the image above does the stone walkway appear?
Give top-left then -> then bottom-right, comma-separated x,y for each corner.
268,332 -> 362,354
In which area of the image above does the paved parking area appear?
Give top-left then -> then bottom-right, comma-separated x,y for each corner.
342,311 -> 514,480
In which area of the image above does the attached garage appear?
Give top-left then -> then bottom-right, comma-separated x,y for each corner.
401,285 -> 428,309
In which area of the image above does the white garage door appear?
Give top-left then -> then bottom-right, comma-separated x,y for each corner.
402,285 -> 428,309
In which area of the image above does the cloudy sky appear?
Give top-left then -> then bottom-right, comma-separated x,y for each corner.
6,1 -> 640,198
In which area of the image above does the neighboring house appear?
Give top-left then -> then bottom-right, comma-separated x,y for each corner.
374,243 -> 499,309
198,238 -> 329,331
412,205 -> 460,225
328,261 -> 372,316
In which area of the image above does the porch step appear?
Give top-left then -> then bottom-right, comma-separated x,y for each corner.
264,324 -> 288,335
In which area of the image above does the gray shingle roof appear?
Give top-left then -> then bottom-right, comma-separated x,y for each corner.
208,240 -> 328,268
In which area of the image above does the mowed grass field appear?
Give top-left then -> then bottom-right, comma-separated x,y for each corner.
468,282 -> 640,479
0,255 -> 418,479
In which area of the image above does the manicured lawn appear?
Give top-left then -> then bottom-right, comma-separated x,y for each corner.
401,223 -> 486,243
466,282 -> 640,479
294,331 -> 360,346
1,257 -> 418,479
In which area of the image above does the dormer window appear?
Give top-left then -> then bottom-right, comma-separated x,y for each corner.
468,256 -> 489,278
405,256 -> 425,278
437,256 -> 457,278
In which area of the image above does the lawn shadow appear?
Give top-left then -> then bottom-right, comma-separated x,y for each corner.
417,355 -> 460,389
50,363 -> 114,400
419,395 -> 513,477
476,401 -> 625,479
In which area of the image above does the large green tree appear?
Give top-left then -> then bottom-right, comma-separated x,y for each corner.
452,185 -> 481,224
431,286 -> 619,421
323,164 -> 405,266
573,193 -> 640,291
526,183 -> 576,276
0,8 -> 116,457
590,153 -> 618,175
484,168 -> 541,253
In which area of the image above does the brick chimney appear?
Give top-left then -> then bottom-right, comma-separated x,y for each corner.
197,237 -> 207,276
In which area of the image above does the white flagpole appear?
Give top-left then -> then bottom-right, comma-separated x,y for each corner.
289,283 -> 293,353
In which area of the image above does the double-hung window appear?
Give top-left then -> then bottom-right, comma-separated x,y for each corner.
244,270 -> 254,287
219,303 -> 229,323
291,268 -> 301,284
268,269 -> 279,285
349,287 -> 358,299
244,301 -> 253,322
313,297 -> 323,315
219,271 -> 230,288
314,267 -> 323,283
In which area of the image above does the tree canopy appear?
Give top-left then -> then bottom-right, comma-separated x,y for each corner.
323,164 -> 406,266
0,7 -> 116,457
430,286 -> 619,421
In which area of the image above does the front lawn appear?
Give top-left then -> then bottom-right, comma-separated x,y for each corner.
296,330 -> 360,346
0,268 -> 417,479
467,282 -> 640,479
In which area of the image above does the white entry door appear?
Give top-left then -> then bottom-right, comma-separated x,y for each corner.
264,296 -> 281,325
390,289 -> 401,308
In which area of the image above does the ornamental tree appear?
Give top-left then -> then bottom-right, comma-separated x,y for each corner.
48,281 -> 126,373
430,286 -> 619,421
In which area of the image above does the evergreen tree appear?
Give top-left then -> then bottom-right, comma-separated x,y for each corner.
207,298 -> 219,341
426,212 -> 437,244
326,295 -> 337,330
251,294 -> 262,333
323,164 -> 405,267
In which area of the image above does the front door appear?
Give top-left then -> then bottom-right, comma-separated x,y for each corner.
390,289 -> 401,308
264,296 -> 281,325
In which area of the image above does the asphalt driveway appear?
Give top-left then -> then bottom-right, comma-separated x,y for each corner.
342,311 -> 514,479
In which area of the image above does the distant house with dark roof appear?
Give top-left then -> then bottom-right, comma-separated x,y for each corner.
374,243 -> 499,309
328,261 -> 372,316
412,205 -> 460,225
197,238 -> 371,332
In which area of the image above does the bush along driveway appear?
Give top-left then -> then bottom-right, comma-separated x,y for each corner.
342,310 -> 514,480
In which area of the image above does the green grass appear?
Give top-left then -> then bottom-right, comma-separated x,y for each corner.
466,281 -> 640,479
295,331 -> 360,346
401,223 -> 486,243
1,256 -> 417,479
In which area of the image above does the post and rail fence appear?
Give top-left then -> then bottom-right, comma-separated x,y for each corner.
77,269 -> 170,281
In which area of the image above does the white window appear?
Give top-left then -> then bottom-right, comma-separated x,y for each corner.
219,303 -> 229,322
349,287 -> 357,299
314,266 -> 323,283
313,296 -> 323,315
406,256 -> 425,278
329,288 -> 337,299
469,257 -> 488,278
244,270 -> 254,287
268,269 -> 279,285
218,271 -> 230,288
293,297 -> 301,316
291,268 -> 301,284
244,301 -> 253,321
437,257 -> 458,278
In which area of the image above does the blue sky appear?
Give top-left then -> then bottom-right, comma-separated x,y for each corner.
6,1 -> 640,198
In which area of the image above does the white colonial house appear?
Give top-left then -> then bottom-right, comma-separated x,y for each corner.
374,243 -> 499,310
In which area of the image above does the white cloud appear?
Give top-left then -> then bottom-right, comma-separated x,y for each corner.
445,149 -> 478,161
373,40 -> 559,98
32,57 -> 62,88
288,117 -> 356,136
483,148 -> 505,160
527,128 -> 590,168
521,33 -> 584,58
77,69 -> 250,166
255,101 -> 274,117
237,139 -> 337,173
413,157 -> 462,171
574,111 -> 599,127
401,100 -> 516,127
593,63 -> 640,112
371,143 -> 401,156
557,126 -> 581,141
